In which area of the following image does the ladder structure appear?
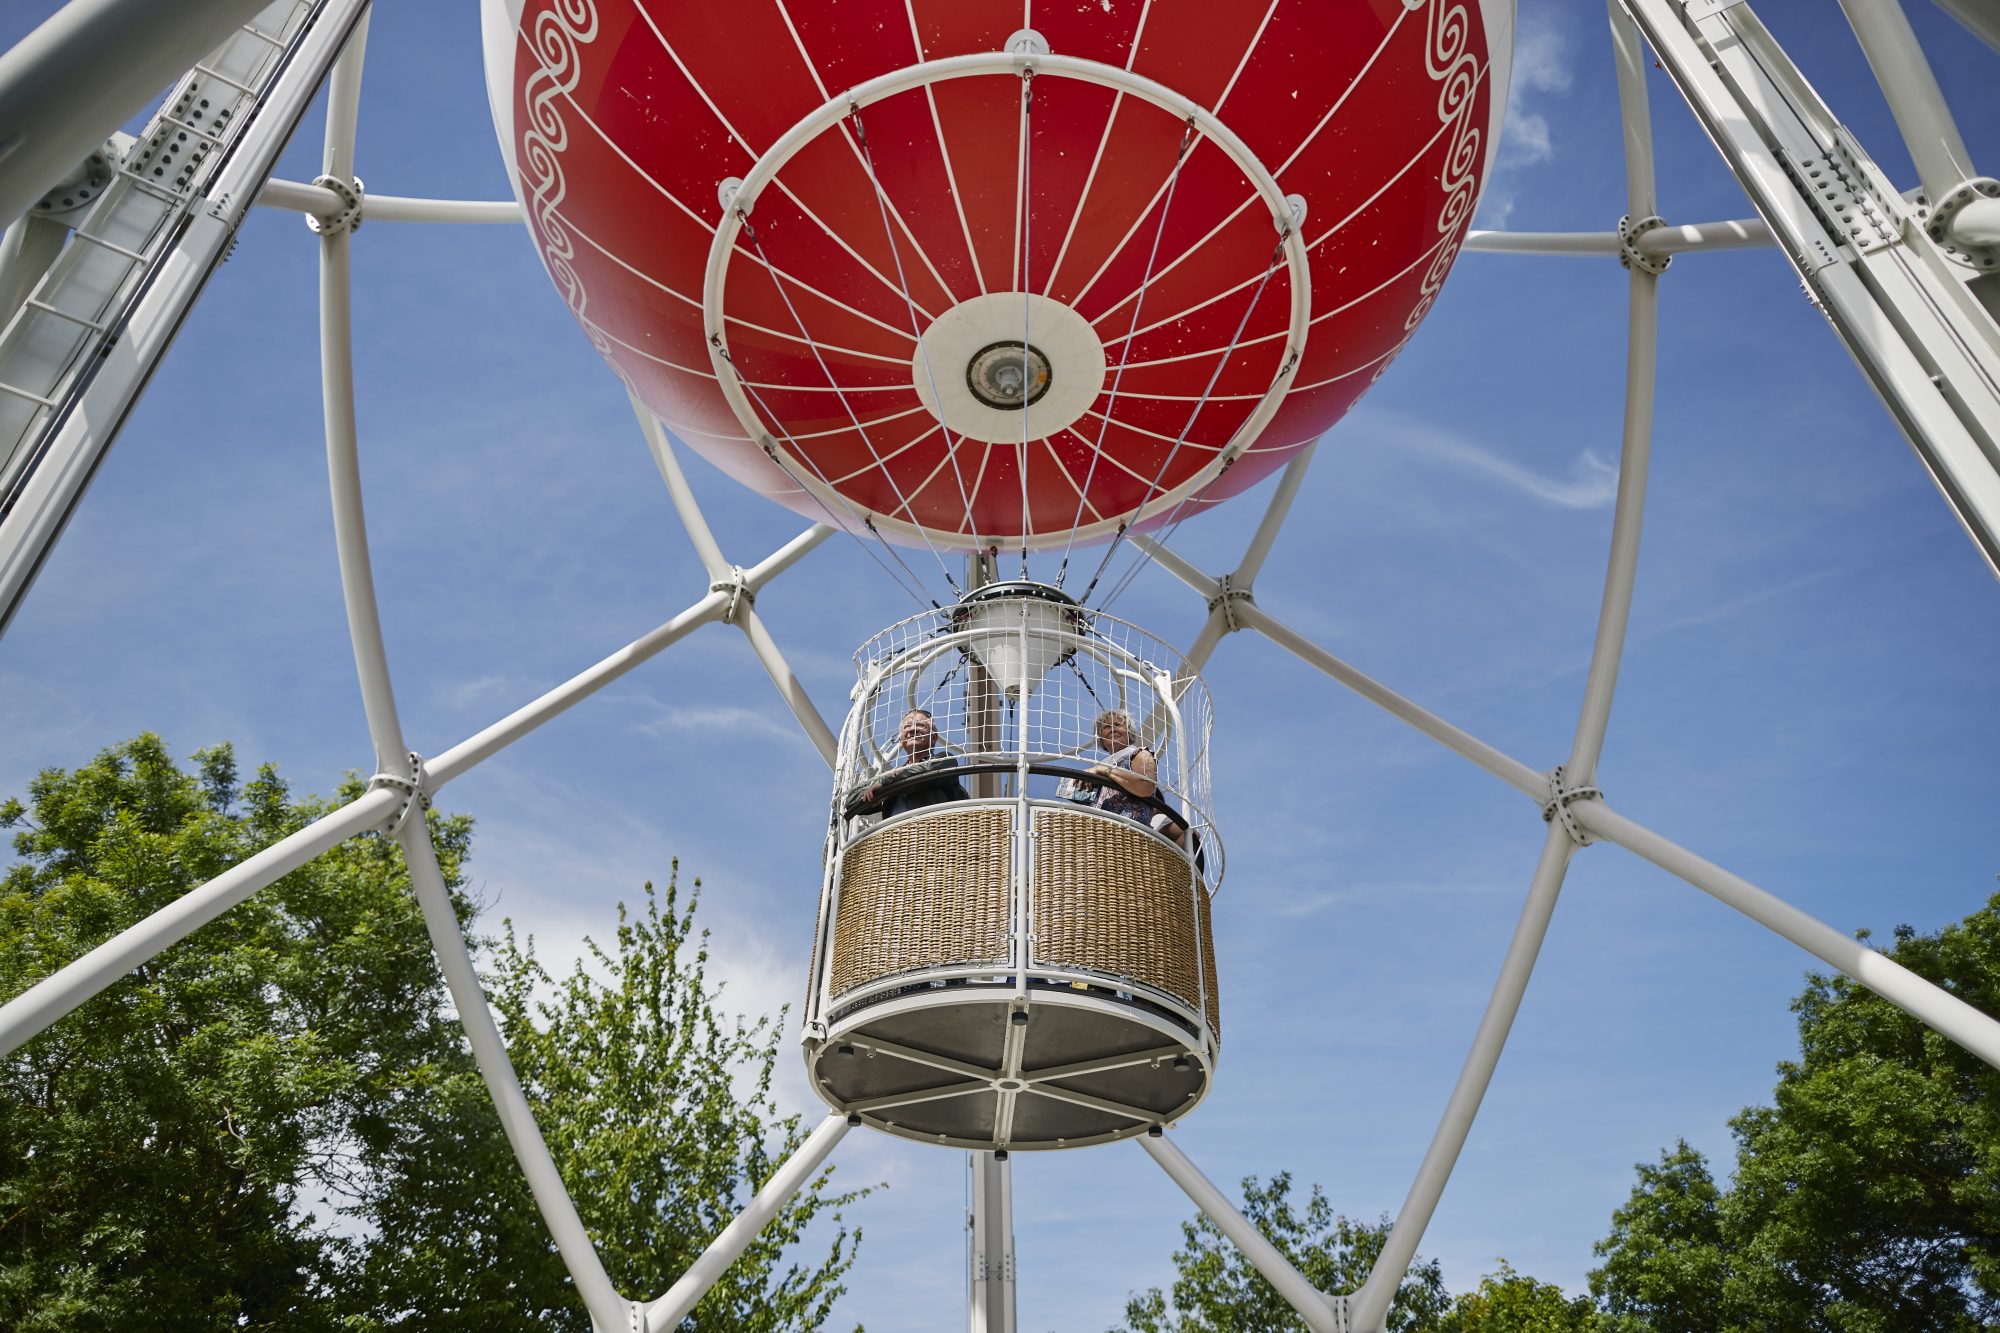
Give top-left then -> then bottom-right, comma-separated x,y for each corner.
0,0 -> 369,633
1628,0 -> 2000,577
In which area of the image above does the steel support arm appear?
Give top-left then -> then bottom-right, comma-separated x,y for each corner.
0,785 -> 399,1057
1574,800 -> 2000,1068
644,1113 -> 851,1329
257,176 -> 522,224
1139,1133 -> 1342,1333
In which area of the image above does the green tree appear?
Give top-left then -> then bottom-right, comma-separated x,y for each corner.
1441,1261 -> 1605,1332
1114,1172 -> 1451,1332
0,736 -> 865,1331
1591,894 -> 2000,1331
0,734 -> 471,1330
349,874 -> 868,1329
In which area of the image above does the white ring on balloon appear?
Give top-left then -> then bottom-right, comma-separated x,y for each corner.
701,49 -> 1312,553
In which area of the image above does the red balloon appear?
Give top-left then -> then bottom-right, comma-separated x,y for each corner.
482,0 -> 1511,548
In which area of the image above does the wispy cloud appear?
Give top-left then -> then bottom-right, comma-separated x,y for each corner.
1397,429 -> 1619,509
631,700 -> 814,746
1477,12 -> 1576,227
1501,16 -> 1574,169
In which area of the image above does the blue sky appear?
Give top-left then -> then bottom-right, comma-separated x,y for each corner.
4,3 -> 1998,1329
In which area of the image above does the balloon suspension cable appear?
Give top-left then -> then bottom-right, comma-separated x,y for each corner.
1081,231 -> 1290,607
1055,114 -> 1199,593
1018,64 -> 1036,582
738,214 -> 959,600
719,338 -> 938,609
1094,347 -> 1297,615
847,101 -> 971,590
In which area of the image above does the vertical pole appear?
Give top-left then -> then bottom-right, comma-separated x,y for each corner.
968,1150 -> 1018,1333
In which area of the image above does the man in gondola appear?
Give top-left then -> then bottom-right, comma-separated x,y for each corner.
848,707 -> 968,820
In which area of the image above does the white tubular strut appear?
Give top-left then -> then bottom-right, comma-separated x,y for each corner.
1574,801 -> 2000,1070
1347,8 -> 1661,1321
0,785 -> 399,1058
643,1113 -> 852,1330
395,818 -> 631,1329
1139,1133 -> 1344,1333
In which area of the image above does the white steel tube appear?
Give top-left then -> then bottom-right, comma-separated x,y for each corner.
320,9 -> 368,185
1607,2 -> 1658,222
1233,600 -> 1545,799
1574,801 -> 2000,1069
737,606 -> 840,769
969,1151 -> 1017,1333
317,17 -> 407,775
745,523 -> 836,589
0,786 -> 399,1057
426,592 -> 729,787
395,818 -> 630,1330
1835,0 -> 1979,208
1138,1133 -> 1339,1333
644,1113 -> 852,1328
1565,269 -> 1657,784
1348,823 -> 1575,1329
1129,535 -> 1220,599
1233,439 -> 1319,589
422,524 -> 829,791
1567,1 -> 1662,787
0,0 -> 273,226
1463,219 -> 1776,258
633,392 -> 729,581
1463,230 -> 1623,257
255,178 -> 521,224
1354,20 -> 1661,1322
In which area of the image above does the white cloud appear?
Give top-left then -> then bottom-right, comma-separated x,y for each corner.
1498,15 -> 1573,169
1394,427 -> 1620,509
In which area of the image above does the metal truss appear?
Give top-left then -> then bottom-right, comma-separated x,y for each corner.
3,2 -> 2000,1331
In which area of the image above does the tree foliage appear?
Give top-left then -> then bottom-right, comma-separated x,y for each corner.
1113,1172 -> 1450,1332
0,735 -> 863,1331
1439,1262 -> 1605,1333
1591,894 -> 2000,1331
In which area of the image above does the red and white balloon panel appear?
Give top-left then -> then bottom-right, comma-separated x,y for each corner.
481,0 -> 1513,549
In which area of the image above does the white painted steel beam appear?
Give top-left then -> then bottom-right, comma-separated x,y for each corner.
1834,0 -> 1987,223
397,818 -> 631,1329
0,0 -> 373,636
1574,800 -> 2000,1069
257,176 -> 522,224
0,0 -> 273,226
1625,0 -> 2000,578
969,1151 -> 1017,1333
0,784 -> 399,1058
1463,218 -> 1774,257
1139,1133 -> 1343,1333
644,1114 -> 851,1329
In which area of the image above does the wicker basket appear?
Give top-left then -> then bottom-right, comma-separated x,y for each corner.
828,806 -> 1013,996
1031,808 -> 1216,1031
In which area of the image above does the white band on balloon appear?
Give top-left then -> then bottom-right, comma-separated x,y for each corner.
701,49 -> 1313,552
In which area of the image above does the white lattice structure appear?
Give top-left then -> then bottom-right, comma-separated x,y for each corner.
2,3 -> 1998,1331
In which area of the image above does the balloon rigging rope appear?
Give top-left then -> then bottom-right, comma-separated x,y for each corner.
1079,232 -> 1289,608
1054,114 -> 1198,593
740,216 -> 961,600
1094,359 -> 1294,615
847,102 -> 974,588
719,340 -> 937,609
